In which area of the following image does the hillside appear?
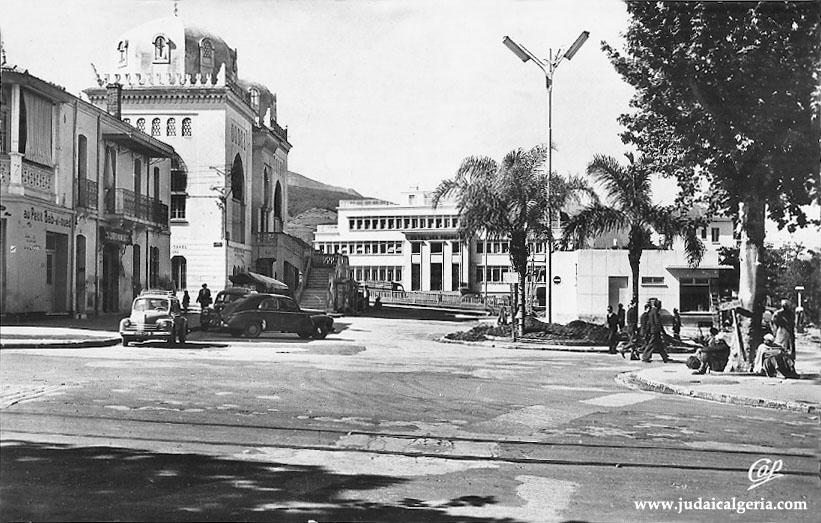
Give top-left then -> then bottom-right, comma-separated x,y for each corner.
286,170 -> 370,217
284,207 -> 338,245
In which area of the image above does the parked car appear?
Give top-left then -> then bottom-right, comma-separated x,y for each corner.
219,293 -> 334,339
120,291 -> 188,346
200,287 -> 257,330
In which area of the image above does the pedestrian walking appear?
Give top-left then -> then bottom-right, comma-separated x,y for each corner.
606,305 -> 620,354
672,308 -> 682,340
196,283 -> 212,310
626,299 -> 638,341
617,303 -> 626,332
182,290 -> 190,312
771,299 -> 796,360
642,298 -> 671,363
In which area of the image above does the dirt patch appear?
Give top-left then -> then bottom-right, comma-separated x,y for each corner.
445,317 -> 610,345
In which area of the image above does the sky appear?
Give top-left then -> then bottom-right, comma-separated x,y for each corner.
2,0 -> 818,247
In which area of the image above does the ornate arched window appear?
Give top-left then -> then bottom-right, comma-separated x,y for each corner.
200,38 -> 214,72
136,118 -> 146,133
274,181 -> 283,220
151,118 -> 161,136
117,40 -> 128,66
181,118 -> 192,137
249,88 -> 260,112
230,154 -> 244,203
166,118 -> 176,136
153,35 -> 170,63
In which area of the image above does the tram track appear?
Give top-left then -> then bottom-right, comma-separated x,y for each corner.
2,410 -> 818,477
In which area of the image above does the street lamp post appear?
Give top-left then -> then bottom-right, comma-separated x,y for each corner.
503,31 -> 588,324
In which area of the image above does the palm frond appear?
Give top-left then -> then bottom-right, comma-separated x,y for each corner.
562,204 -> 629,246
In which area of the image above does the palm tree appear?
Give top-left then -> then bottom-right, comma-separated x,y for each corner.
562,153 -> 705,307
433,145 -> 595,335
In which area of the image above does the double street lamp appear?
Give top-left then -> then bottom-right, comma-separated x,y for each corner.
503,31 -> 589,323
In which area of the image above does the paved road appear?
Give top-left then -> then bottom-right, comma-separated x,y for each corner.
1,314 -> 817,522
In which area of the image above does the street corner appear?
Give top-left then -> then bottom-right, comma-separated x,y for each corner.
0,326 -> 122,349
617,363 -> 820,414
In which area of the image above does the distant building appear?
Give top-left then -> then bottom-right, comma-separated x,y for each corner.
84,12 -> 308,294
314,187 -> 736,322
1,66 -> 176,315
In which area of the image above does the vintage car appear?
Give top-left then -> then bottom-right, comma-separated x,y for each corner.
219,293 -> 334,339
200,287 -> 257,330
120,291 -> 188,346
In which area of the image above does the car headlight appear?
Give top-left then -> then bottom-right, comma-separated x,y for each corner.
122,319 -> 131,327
157,319 -> 173,330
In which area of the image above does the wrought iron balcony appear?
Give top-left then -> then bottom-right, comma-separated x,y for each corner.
103,188 -> 168,227
77,178 -> 98,209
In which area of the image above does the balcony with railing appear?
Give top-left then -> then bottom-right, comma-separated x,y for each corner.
1,155 -> 55,200
77,178 -> 98,210
103,188 -> 168,227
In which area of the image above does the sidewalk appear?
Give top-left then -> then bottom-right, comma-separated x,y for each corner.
619,330 -> 821,413
0,311 -> 203,349
0,326 -> 121,349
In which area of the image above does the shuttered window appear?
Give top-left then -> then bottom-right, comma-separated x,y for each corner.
22,91 -> 53,165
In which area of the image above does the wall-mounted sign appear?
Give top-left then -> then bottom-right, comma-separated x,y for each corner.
553,276 -> 562,285
23,206 -> 72,228
213,242 -> 223,247
102,229 -> 132,244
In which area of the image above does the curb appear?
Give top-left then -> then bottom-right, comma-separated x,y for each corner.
0,336 -> 121,349
617,371 -> 819,414
438,336 -> 609,353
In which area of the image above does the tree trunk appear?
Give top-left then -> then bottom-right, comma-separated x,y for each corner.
736,198 -> 767,369
509,231 -> 529,338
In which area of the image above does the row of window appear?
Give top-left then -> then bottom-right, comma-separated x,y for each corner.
123,117 -> 193,138
317,241 -> 404,256
476,241 -> 548,254
353,266 -> 403,283
348,215 -> 460,231
474,266 -> 548,283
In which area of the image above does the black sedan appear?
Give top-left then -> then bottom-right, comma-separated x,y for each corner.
219,293 -> 334,339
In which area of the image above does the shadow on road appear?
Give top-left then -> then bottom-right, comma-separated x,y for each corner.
124,341 -> 230,349
0,440 -> 521,522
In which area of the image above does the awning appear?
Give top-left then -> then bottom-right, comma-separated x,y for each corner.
229,271 -> 289,291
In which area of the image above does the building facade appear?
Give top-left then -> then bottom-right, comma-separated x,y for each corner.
314,188 -> 736,322
1,67 -> 175,315
84,13 -> 304,295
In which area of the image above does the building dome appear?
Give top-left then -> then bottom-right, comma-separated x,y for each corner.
110,15 -> 238,82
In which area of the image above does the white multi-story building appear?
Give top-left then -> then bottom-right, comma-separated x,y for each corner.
314,188 -> 736,322
84,11 -> 308,294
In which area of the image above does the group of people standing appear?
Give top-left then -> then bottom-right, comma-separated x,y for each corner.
606,298 -> 672,363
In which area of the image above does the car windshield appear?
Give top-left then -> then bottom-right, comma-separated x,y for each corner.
133,298 -> 169,312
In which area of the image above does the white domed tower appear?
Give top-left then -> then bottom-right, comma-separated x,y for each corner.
85,11 -> 296,294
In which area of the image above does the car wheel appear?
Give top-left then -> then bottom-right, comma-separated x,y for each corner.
312,325 -> 329,339
122,337 -> 131,347
244,322 -> 262,338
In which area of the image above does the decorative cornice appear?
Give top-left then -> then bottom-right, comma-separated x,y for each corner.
92,63 -> 226,88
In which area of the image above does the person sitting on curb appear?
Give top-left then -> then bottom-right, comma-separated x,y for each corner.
753,333 -> 799,379
689,327 -> 730,374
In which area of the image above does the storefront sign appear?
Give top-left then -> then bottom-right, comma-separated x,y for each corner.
102,229 -> 132,244
22,206 -> 72,228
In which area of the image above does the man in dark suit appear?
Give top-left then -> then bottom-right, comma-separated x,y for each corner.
642,298 -> 671,363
